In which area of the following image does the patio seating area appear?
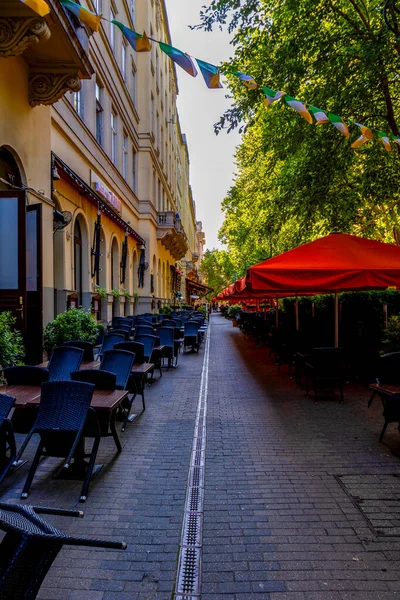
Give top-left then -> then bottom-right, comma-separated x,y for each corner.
1,313 -> 400,599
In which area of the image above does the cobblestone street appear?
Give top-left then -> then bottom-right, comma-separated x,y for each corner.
3,313 -> 400,599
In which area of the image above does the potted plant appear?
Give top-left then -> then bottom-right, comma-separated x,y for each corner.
94,287 -> 107,299
43,307 -> 101,356
0,312 -> 25,378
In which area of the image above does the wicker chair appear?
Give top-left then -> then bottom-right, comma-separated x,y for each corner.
71,369 -> 117,390
98,333 -> 126,358
16,381 -> 98,503
3,366 -> 49,386
158,327 -> 178,367
184,322 -> 200,353
0,394 -> 17,484
47,347 -> 84,381
62,340 -> 95,362
0,502 -> 126,600
100,350 -> 135,390
134,325 -> 154,338
135,334 -> 156,362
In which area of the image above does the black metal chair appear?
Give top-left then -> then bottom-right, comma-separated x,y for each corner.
71,369 -> 117,390
62,340 -> 95,362
3,366 -> 49,386
305,347 -> 344,403
0,394 -> 17,485
158,327 -> 178,367
16,381 -> 98,503
98,332 -> 126,358
0,502 -> 126,600
47,346 -> 84,381
184,321 -> 200,353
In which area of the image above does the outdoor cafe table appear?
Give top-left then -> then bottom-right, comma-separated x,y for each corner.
6,384 -> 129,478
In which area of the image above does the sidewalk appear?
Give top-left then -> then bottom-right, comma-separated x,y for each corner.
2,313 -> 400,599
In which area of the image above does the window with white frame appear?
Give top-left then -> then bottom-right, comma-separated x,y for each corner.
123,133 -> 128,179
132,148 -> 137,192
110,7 -> 115,51
121,41 -> 127,80
72,89 -> 84,119
111,111 -> 117,165
95,81 -> 103,146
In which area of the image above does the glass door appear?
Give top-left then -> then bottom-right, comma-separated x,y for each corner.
0,191 -> 26,335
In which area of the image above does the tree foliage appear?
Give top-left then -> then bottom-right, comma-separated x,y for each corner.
195,0 -> 400,266
199,249 -> 236,296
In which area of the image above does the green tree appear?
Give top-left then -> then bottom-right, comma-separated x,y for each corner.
199,249 -> 236,296
195,0 -> 400,261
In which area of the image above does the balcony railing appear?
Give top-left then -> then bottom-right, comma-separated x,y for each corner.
157,211 -> 188,260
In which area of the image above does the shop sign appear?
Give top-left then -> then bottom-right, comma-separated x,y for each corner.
91,171 -> 122,213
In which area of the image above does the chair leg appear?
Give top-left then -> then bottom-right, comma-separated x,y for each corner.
339,381 -> 344,404
110,411 -> 122,452
21,441 -> 44,499
80,434 -> 101,503
380,420 -> 389,442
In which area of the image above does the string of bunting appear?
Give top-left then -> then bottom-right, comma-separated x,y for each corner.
22,0 -> 400,153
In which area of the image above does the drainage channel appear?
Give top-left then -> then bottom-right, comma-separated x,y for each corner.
174,320 -> 211,600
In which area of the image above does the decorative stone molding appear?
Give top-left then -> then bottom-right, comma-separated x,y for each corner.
28,72 -> 81,107
157,229 -> 188,260
0,17 -> 51,58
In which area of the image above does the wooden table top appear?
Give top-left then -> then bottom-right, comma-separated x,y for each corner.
131,363 -> 155,375
369,383 -> 400,396
37,359 -> 99,369
5,385 -> 129,412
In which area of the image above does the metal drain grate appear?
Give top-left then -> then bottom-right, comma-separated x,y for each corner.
174,326 -> 211,599
182,513 -> 203,547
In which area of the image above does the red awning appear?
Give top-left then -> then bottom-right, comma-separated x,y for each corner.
246,233 -> 400,293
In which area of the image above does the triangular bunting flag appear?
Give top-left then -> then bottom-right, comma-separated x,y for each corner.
60,0 -> 102,32
20,0 -> 50,16
350,123 -> 373,149
328,113 -> 350,138
232,71 -> 258,90
196,59 -> 222,89
284,95 -> 313,124
112,21 -> 151,52
159,42 -> 198,77
308,105 -> 329,125
262,87 -> 285,107
378,131 -> 391,152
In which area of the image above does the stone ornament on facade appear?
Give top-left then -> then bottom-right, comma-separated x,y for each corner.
29,71 -> 81,107
0,17 -> 51,58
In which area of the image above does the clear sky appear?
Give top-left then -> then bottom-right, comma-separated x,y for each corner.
164,0 -> 242,251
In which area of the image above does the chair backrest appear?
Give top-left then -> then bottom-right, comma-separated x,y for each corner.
187,320 -> 200,331
163,320 -> 176,328
135,335 -> 156,360
125,316 -> 135,327
71,369 -> 117,390
109,328 -> 130,340
47,347 -> 84,382
115,341 -> 144,364
135,325 -> 154,338
0,393 -> 15,422
378,351 -> 400,384
157,327 -> 175,348
100,333 -> 126,357
62,340 -> 95,362
174,318 -> 183,328
100,350 -> 135,389
184,322 -> 199,337
34,381 -> 95,432
112,317 -> 131,328
3,366 -> 49,386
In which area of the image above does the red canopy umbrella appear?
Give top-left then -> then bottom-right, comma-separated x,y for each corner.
245,232 -> 400,345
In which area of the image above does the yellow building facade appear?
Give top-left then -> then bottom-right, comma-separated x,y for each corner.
0,0 -> 202,364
